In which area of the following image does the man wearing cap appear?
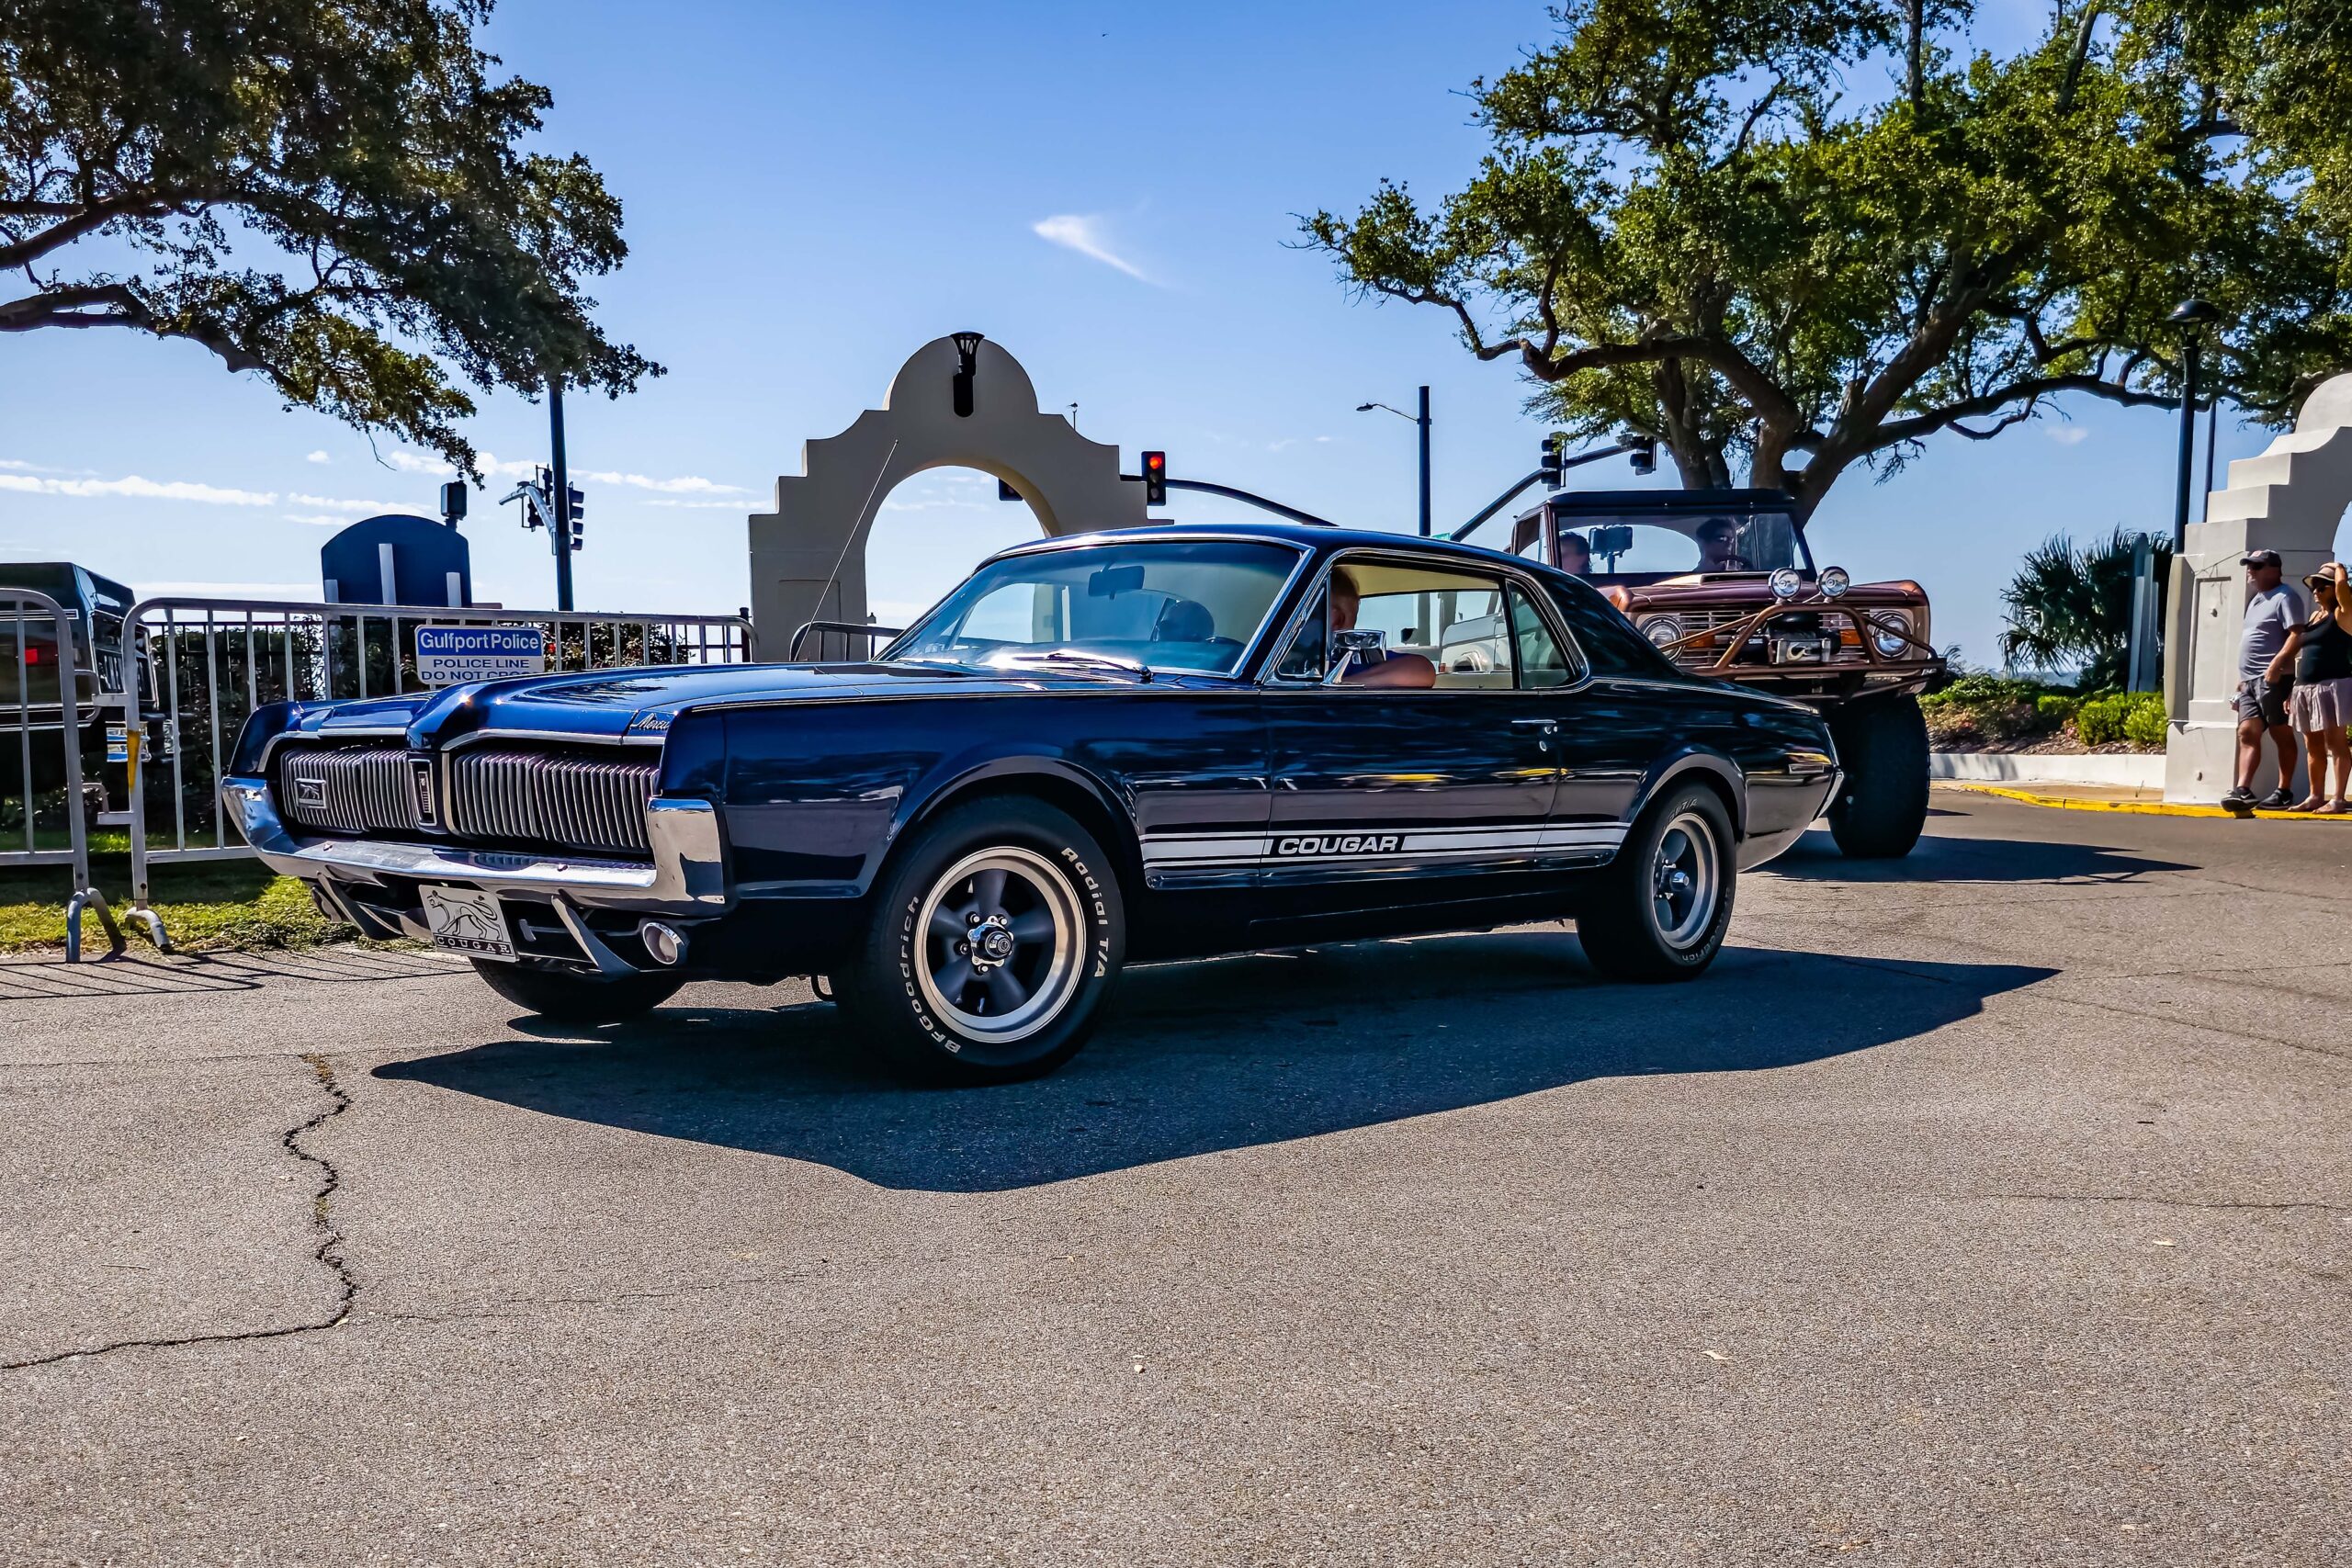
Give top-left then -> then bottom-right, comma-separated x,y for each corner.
2223,548 -> 2304,811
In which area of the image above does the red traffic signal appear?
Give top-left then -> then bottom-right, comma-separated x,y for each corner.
1142,450 -> 1167,507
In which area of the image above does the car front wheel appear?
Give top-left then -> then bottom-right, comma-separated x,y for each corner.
1576,784 -> 1736,982
470,959 -> 684,1023
841,798 -> 1125,1084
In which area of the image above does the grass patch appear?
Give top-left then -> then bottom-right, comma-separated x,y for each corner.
0,852 -> 387,955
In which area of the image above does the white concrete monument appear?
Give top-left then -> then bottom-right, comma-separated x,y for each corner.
2165,373 -> 2352,801
747,335 -> 1146,660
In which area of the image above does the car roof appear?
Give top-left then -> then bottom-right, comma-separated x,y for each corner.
990,521 -> 1578,584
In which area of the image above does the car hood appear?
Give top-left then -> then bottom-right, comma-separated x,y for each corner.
288,660 -> 1227,747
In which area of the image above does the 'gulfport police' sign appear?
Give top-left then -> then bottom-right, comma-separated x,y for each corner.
415,625 -> 547,686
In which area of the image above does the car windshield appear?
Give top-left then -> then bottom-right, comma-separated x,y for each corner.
1512,509 -> 1807,578
885,539 -> 1301,676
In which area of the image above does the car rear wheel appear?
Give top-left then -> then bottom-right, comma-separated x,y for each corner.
470,959 -> 684,1023
839,798 -> 1125,1085
1576,784 -> 1736,982
1827,692 -> 1929,859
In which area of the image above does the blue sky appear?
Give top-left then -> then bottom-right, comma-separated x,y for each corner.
0,0 -> 2290,665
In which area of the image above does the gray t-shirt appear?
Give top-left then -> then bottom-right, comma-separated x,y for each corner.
2242,582 -> 2306,680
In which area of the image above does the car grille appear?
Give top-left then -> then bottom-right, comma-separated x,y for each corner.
276,742 -> 657,857
1665,607 -> 1861,667
445,748 -> 657,857
277,746 -> 421,834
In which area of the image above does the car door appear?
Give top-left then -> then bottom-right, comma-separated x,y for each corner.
1258,553 -> 1575,909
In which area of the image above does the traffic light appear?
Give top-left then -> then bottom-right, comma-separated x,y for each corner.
565,484 -> 584,522
1626,434 -> 1657,476
439,479 -> 468,526
1142,450 -> 1167,507
1538,434 -> 1564,488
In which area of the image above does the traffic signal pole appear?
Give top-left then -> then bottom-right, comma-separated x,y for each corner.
548,374 -> 574,612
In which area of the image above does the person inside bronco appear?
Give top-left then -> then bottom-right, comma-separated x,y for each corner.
1694,516 -> 1747,572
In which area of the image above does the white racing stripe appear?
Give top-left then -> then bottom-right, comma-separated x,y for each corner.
1141,820 -> 1626,869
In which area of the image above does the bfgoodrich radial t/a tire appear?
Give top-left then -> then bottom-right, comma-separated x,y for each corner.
1576,784 -> 1736,983
841,798 -> 1126,1085
1827,692 -> 1930,860
470,959 -> 684,1023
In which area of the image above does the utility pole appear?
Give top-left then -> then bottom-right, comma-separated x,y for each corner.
1417,386 -> 1432,537
548,373 -> 574,612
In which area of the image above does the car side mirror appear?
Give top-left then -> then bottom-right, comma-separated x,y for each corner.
1326,628 -> 1384,685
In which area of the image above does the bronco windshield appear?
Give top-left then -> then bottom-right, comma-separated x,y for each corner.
885,539 -> 1302,676
1513,508 -> 1810,580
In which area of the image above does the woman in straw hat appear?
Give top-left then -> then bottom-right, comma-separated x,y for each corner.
2284,560 -> 2352,811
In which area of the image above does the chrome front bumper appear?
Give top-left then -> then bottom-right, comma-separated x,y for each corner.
220,779 -> 729,913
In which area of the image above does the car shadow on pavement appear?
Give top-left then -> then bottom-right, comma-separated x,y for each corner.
376,934 -> 2052,1193
1764,827 -> 2191,885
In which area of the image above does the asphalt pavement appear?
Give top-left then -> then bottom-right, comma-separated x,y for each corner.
2,790 -> 2346,1565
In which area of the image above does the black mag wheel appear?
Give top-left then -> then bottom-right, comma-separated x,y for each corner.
1827,692 -> 1930,859
470,958 -> 684,1023
1576,784 -> 1736,982
840,799 -> 1125,1084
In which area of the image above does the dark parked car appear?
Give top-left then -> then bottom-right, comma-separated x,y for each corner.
222,525 -> 1840,1082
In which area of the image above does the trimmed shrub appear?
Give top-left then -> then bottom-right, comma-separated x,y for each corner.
2035,694 -> 2080,727
2076,690 -> 2165,747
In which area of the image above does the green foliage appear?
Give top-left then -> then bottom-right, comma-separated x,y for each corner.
1300,1 -> 2352,513
2000,529 -> 2172,690
2036,694 -> 2080,727
1921,673 -> 2067,744
2075,690 -> 2167,747
0,0 -> 658,470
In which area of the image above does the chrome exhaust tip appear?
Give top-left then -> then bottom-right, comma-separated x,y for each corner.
638,919 -> 685,967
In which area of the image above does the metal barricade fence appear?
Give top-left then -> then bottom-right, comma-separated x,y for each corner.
1,588 -> 124,960
118,598 -> 753,948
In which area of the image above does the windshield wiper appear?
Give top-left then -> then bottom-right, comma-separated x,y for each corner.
1008,649 -> 1155,683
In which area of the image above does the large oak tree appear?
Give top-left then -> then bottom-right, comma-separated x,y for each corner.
1302,1 -> 2352,516
0,0 -> 656,471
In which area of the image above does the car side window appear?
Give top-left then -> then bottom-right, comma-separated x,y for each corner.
1272,558 -> 1527,690
1509,583 -> 1581,688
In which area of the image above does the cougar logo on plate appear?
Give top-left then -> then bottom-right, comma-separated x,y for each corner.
294,777 -> 326,808
1276,834 -> 1401,856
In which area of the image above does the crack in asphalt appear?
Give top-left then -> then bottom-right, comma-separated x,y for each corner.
1978,1191 -> 2347,1214
1,1053 -> 356,1372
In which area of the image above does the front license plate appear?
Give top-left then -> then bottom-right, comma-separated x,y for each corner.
418,885 -> 514,961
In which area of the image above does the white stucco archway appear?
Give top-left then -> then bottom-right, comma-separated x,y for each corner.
747,336 -> 1146,659
2166,372 -> 2352,800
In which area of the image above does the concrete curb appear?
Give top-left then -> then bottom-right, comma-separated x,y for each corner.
1938,782 -> 2352,823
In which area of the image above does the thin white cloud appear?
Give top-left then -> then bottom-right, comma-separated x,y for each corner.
287,491 -> 407,513
281,513 -> 350,526
577,469 -> 747,495
139,581 -> 317,601
2046,425 -> 2090,446
645,499 -> 748,511
0,472 -> 277,505
1033,214 -> 1157,284
304,449 -> 332,464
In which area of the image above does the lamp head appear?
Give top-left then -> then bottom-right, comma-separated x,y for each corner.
2167,299 -> 2222,328
951,331 -> 985,358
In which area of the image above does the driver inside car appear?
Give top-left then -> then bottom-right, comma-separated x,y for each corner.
1329,569 -> 1436,689
1694,516 -> 1748,572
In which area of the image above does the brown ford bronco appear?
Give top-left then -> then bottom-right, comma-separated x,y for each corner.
1508,489 -> 1942,859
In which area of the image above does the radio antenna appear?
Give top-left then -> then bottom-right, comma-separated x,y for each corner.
805,439 -> 901,655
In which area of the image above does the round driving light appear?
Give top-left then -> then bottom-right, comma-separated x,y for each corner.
638,919 -> 685,967
1638,614 -> 1684,649
1818,566 -> 1851,598
1768,567 -> 1803,600
1871,613 -> 1912,657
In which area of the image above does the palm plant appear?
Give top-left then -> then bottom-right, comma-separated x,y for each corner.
1999,529 -> 2172,690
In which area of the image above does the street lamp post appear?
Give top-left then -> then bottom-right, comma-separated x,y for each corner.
2167,299 -> 2222,554
1358,387 -> 1433,536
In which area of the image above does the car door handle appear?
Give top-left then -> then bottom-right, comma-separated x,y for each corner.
1510,718 -> 1559,729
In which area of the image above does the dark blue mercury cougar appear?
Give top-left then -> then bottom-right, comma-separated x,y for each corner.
224,525 -> 1840,1082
